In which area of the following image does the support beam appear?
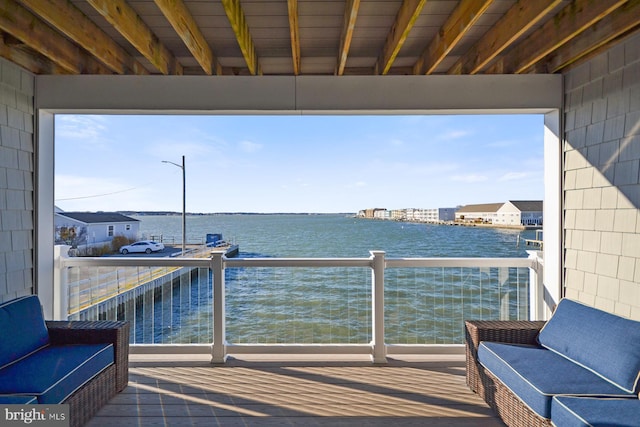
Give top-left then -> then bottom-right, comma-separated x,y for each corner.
287,0 -> 301,75
376,0 -> 426,75
221,0 -> 260,75
541,0 -> 640,73
0,33 -> 68,74
87,0 -> 183,75
336,0 -> 360,76
486,0 -> 628,74
448,0 -> 563,75
154,0 -> 220,75
17,0 -> 148,75
414,0 -> 493,75
0,0 -> 109,74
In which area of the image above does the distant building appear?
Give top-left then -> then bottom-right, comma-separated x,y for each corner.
412,208 -> 457,222
456,201 -> 543,226
359,208 -> 387,219
373,209 -> 390,220
495,201 -> 543,226
390,209 -> 406,221
455,203 -> 504,224
55,211 -> 140,247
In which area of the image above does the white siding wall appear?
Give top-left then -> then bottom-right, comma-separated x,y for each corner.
496,203 -> 520,225
563,32 -> 640,319
0,59 -> 34,303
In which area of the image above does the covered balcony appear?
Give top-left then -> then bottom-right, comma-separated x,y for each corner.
0,0 -> 639,425
57,249 -> 539,426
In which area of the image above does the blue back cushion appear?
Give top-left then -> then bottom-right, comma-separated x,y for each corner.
538,298 -> 640,393
0,296 -> 50,368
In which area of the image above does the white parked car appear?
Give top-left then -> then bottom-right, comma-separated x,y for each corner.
119,240 -> 164,255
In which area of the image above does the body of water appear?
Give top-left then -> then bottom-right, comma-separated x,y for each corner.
126,214 -> 538,345
134,213 -> 536,258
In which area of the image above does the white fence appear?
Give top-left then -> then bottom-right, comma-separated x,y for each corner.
55,247 -> 543,363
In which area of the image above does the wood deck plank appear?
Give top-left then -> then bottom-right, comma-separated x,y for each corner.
87,354 -> 503,426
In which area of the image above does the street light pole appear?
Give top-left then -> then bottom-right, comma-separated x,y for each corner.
162,155 -> 186,255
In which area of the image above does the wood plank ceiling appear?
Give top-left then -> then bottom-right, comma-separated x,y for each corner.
0,0 -> 638,76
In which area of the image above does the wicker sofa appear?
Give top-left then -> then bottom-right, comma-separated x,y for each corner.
0,295 -> 129,427
465,298 -> 640,427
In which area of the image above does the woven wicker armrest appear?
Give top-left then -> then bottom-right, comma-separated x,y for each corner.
464,320 -> 546,395
465,320 -> 546,349
46,320 -> 130,392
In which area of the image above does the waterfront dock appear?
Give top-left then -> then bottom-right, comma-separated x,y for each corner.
67,242 -> 238,320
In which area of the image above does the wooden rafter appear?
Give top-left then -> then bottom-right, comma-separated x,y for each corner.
153,0 -> 219,75
0,33 -> 68,74
221,0 -> 260,75
541,0 -> 640,73
87,0 -> 182,75
486,0 -> 628,74
17,0 -> 147,75
413,0 -> 493,75
376,0 -> 427,75
287,0 -> 301,75
336,0 -> 360,76
448,0 -> 563,75
0,0 -> 109,74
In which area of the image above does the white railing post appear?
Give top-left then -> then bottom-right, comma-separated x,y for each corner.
53,245 -> 71,320
370,250 -> 387,364
211,251 -> 227,363
527,250 -> 544,320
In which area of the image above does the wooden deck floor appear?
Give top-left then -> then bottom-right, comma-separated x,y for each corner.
87,354 -> 504,426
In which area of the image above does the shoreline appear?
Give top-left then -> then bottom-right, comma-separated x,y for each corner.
362,218 -> 541,231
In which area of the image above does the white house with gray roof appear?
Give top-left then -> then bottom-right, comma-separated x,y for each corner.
455,201 -> 543,226
54,211 -> 140,247
455,203 -> 504,224
495,201 -> 544,226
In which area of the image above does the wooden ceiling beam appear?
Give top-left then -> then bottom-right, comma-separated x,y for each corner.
221,0 -> 261,75
336,0 -> 360,76
87,0 -> 182,75
0,0 -> 109,74
448,0 -> 563,75
153,0 -> 219,75
486,0 -> 628,74
414,0 -> 493,75
541,0 -> 640,73
376,0 -> 427,75
287,0 -> 301,75
17,0 -> 148,75
0,32 -> 68,74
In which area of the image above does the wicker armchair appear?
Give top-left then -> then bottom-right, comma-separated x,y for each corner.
465,320 -> 547,427
46,320 -> 130,427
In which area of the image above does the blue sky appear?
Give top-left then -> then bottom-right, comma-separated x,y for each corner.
54,114 -> 544,213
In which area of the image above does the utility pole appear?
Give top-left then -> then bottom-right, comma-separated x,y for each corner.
162,155 -> 186,255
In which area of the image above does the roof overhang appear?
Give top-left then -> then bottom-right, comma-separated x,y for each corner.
36,74 -> 562,114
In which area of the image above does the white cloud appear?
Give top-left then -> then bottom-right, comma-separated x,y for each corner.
439,129 -> 472,140
451,174 -> 488,183
498,172 -> 529,181
239,140 -> 263,153
346,181 -> 367,188
56,115 -> 108,147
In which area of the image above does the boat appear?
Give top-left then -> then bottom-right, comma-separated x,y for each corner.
205,233 -> 239,257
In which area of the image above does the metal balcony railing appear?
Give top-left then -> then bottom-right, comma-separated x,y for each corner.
54,246 -> 543,363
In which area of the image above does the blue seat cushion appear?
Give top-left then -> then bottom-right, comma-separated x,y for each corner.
0,344 -> 114,404
0,296 -> 49,368
0,395 -> 38,404
551,396 -> 640,427
478,342 -> 635,419
538,298 -> 640,393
